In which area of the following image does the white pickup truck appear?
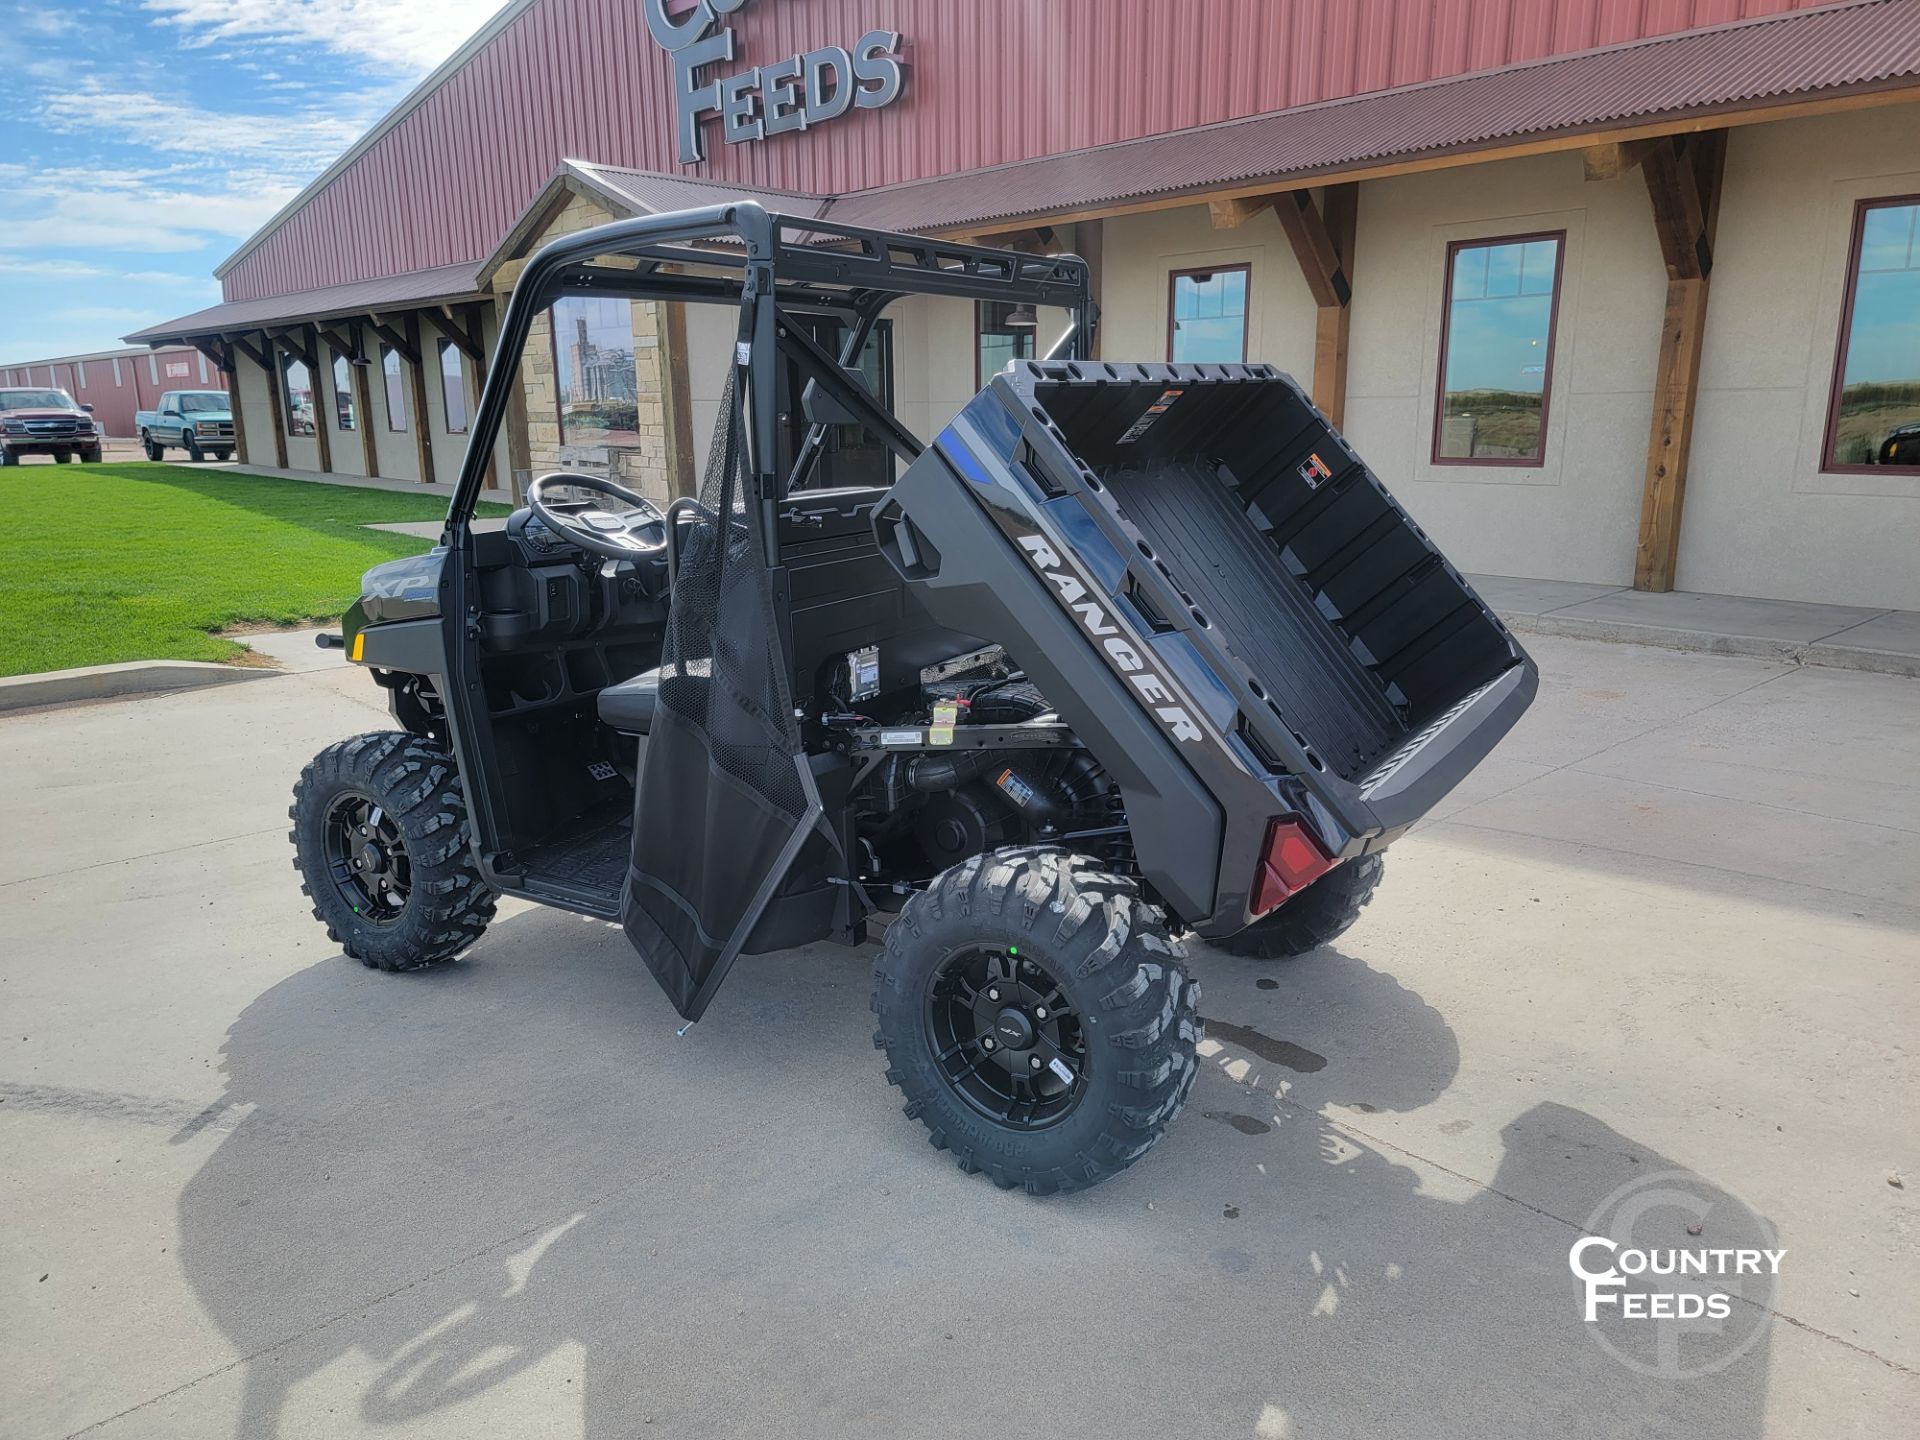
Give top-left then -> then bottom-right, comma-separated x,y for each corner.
136,390 -> 236,462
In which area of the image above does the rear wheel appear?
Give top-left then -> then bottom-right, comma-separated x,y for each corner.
1217,853 -> 1385,960
289,731 -> 495,971
873,847 -> 1201,1194
54,450 -> 73,464
211,450 -> 231,462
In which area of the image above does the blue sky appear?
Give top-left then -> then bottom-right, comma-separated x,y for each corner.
0,0 -> 505,364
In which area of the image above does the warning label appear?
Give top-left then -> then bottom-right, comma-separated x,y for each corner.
1116,388 -> 1187,445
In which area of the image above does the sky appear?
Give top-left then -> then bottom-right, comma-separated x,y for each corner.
0,0 -> 507,364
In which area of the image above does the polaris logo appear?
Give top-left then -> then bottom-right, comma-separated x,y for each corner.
1014,534 -> 1203,745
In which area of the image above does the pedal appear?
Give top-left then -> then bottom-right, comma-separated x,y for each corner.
586,760 -> 617,782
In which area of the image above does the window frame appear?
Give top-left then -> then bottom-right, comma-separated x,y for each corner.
974,300 -> 1037,389
437,339 -> 469,435
331,351 -> 357,432
381,345 -> 408,433
1166,262 -> 1252,364
1821,192 -> 1920,476
280,348 -> 315,437
1429,230 -> 1567,470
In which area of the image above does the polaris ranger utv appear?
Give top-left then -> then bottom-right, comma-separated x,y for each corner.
291,204 -> 1536,1193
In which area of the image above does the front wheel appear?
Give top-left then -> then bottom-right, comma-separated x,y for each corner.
872,848 -> 1201,1194
142,432 -> 163,461
80,446 -> 103,463
1216,853 -> 1385,960
183,431 -> 203,462
289,732 -> 495,971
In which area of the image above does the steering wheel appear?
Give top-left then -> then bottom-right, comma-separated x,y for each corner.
526,472 -> 668,561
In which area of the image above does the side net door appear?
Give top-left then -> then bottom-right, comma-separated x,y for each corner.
622,369 -> 822,1020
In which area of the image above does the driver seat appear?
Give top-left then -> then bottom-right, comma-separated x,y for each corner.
598,659 -> 709,735
597,669 -> 661,734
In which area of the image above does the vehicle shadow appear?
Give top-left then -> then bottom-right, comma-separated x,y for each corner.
173,911 -> 1777,1438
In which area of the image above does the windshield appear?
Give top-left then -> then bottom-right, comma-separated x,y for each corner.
178,393 -> 227,413
0,389 -> 74,411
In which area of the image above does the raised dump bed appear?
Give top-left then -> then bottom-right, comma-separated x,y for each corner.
1016,361 -> 1521,783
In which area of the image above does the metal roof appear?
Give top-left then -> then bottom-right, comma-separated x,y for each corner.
126,262 -> 487,345
828,0 -> 1920,233
572,163 -> 830,220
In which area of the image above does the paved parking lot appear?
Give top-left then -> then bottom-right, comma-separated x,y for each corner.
2,635 -> 1915,1438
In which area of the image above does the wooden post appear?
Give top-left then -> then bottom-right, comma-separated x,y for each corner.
1078,218 -> 1104,360
1633,131 -> 1726,592
234,331 -> 288,470
1269,185 -> 1358,429
305,327 -> 333,475
660,299 -> 697,500
405,313 -> 435,484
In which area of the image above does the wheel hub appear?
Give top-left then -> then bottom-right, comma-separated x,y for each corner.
924,946 -> 1086,1130
324,794 -> 411,922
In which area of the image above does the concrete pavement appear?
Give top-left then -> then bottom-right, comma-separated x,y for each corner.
1,636 -> 1915,1438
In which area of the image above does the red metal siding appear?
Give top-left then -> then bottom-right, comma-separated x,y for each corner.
221,0 -> 1848,301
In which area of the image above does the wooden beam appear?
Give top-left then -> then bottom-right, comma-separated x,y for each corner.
973,225 -> 1058,254
429,305 -> 485,363
1209,193 -> 1277,229
1312,183 -> 1357,430
366,313 -> 417,364
203,338 -> 252,465
405,313 -> 435,484
344,322 -> 379,478
660,300 -> 696,501
1582,138 -> 1663,180
226,331 -> 270,372
258,333 -> 288,470
1273,190 -> 1351,309
307,326 -> 334,474
1078,217 -> 1104,360
1634,131 -> 1727,592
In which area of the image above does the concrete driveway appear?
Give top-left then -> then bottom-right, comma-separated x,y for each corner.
2,635 -> 1915,1438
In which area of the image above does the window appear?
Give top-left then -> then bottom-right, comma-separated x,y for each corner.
1169,265 -> 1250,363
438,340 -> 468,433
281,350 -> 315,436
77,361 -> 87,389
1433,233 -> 1564,465
976,301 -> 1036,386
383,347 -> 407,432
111,357 -> 122,386
551,296 -> 638,447
197,351 -> 209,384
332,353 -> 357,430
1825,196 -> 1920,471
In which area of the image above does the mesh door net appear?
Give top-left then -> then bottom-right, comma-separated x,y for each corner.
622,368 -> 816,1020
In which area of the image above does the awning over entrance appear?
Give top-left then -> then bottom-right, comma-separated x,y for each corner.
124,261 -> 487,346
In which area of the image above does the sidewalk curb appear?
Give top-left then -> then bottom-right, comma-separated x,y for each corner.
1502,612 -> 1920,679
0,660 -> 274,714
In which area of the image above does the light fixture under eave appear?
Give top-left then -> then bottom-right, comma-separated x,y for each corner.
1004,304 -> 1038,328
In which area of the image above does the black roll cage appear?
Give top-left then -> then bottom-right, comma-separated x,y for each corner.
443,201 -> 1095,555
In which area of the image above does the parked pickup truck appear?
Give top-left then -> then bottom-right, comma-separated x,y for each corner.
0,386 -> 103,466
137,391 -> 236,462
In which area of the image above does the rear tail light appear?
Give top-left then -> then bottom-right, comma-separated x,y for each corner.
1250,817 -> 1338,917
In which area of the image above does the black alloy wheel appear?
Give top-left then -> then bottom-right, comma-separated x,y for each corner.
925,945 -> 1087,1130
323,792 -> 412,923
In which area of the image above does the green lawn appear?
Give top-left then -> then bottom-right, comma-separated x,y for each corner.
0,463 -> 509,677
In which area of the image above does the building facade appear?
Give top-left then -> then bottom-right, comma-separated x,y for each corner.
131,0 -> 1920,609
1,345 -> 226,438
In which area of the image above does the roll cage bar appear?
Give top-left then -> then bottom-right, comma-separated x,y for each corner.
444,201 -> 1095,553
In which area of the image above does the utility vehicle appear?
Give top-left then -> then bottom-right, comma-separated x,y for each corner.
290,204 -> 1536,1193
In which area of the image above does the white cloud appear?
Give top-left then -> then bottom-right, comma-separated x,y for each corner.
142,0 -> 508,74
38,82 -> 383,172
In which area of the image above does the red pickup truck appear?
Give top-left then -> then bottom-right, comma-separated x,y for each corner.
0,386 -> 104,466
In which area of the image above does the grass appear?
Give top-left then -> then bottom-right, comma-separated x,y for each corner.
0,463 -> 509,677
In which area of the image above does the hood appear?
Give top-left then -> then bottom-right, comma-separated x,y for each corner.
0,405 -> 87,420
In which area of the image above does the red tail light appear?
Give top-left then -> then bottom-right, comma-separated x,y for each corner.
1251,818 -> 1338,917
